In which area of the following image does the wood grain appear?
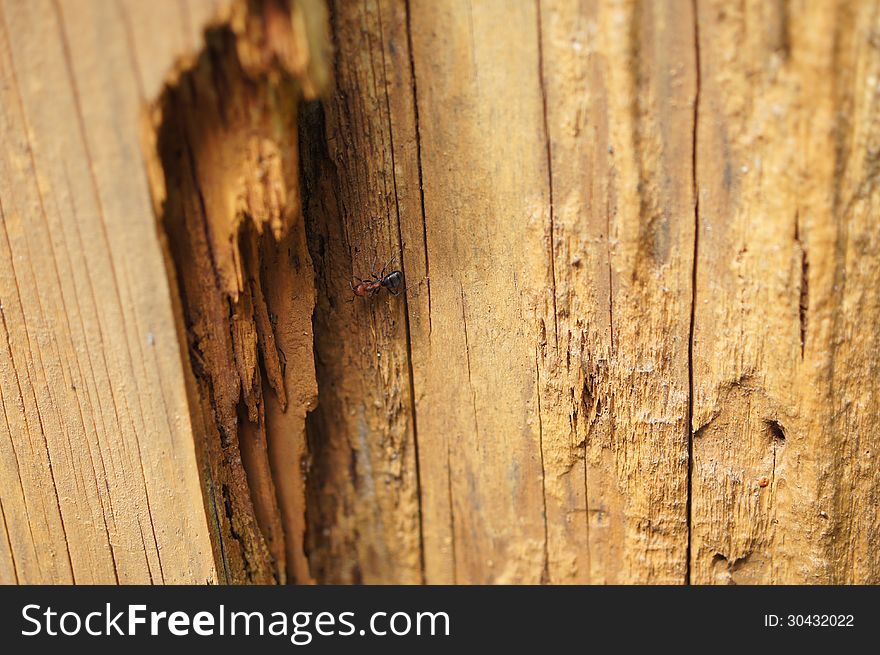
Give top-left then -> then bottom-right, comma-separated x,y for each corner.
0,0 -> 221,583
0,0 -> 329,584
691,0 -> 880,584
301,0 -> 695,584
298,0 -> 424,584
303,0 -> 880,584
2,0 -> 879,585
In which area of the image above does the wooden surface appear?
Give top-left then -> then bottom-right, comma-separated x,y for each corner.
2,0 -> 879,585
0,0 -> 221,583
690,0 -> 880,584
304,0 -> 880,584
304,0 -> 696,584
142,0 -> 329,583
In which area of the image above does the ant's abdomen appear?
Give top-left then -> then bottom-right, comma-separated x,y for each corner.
382,271 -> 403,290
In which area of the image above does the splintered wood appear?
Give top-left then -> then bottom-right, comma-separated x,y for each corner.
141,0 -> 329,583
1,0 -> 879,585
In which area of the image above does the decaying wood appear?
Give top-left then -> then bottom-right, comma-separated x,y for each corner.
141,0 -> 329,583
298,2 -> 424,585
300,0 -> 695,584
2,0 -> 879,585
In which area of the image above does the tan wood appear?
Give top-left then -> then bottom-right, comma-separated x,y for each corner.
2,0 -> 878,585
690,0 -> 880,584
305,0 -> 696,584
306,0 -> 880,584
0,0 -> 221,583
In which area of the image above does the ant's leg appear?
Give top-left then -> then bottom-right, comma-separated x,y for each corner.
369,253 -> 379,279
379,253 -> 397,278
402,276 -> 427,297
349,277 -> 366,302
389,280 -> 412,296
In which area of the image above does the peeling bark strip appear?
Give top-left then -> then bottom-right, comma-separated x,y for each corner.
141,0 -> 329,584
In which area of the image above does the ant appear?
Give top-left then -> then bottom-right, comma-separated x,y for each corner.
349,253 -> 404,300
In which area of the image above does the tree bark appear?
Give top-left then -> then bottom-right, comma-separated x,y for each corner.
1,0 -> 879,585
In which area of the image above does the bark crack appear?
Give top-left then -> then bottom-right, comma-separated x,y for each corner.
0,497 -> 19,583
375,2 -> 426,583
535,0 -> 559,351
795,210 -> 808,358
446,440 -> 457,584
404,0 -> 432,335
535,348 -> 550,584
459,284 -> 480,441
686,0 -> 702,586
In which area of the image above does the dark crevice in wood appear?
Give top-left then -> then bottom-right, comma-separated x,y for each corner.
797,228 -> 809,358
459,284 -> 479,444
686,0 -> 702,587
534,348 -> 551,585
146,2 -> 321,583
374,3 -> 426,583
765,419 -> 786,444
298,99 -> 346,585
203,463 -> 232,582
446,438 -> 458,585
403,0 -> 432,335
0,498 -> 20,584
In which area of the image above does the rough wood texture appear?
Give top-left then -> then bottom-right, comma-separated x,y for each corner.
302,0 -> 880,584
0,0 -> 329,584
2,0 -> 879,585
141,0 -> 329,583
300,0 -> 694,584
691,0 -> 880,584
